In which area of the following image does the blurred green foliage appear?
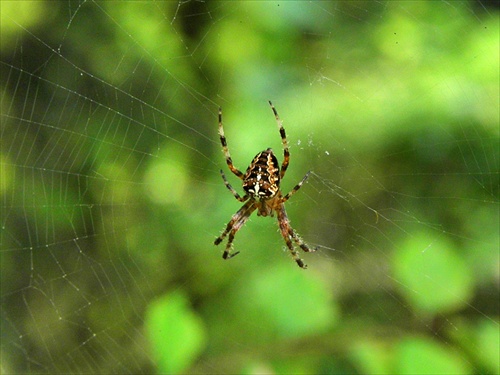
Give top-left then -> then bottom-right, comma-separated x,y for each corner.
1,1 -> 498,374
393,232 -> 474,314
146,291 -> 206,374
394,337 -> 470,374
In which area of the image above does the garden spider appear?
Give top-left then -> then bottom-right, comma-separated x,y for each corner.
214,101 -> 315,269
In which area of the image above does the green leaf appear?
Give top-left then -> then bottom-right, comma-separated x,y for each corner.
392,232 -> 473,314
394,337 -> 470,374
145,291 -> 206,374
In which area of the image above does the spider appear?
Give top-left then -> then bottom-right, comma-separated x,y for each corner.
214,101 -> 315,269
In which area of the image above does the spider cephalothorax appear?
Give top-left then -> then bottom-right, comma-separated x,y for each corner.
214,101 -> 315,268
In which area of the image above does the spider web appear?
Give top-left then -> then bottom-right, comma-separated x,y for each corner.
1,1 -> 498,374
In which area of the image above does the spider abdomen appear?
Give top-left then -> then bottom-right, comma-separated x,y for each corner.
243,148 -> 280,199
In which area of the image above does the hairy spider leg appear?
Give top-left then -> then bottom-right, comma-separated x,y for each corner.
288,222 -> 315,253
219,169 -> 249,202
214,199 -> 257,259
268,101 -> 290,180
281,171 -> 311,202
219,107 -> 244,179
276,204 -> 308,268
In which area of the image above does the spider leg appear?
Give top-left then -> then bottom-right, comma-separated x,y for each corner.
219,107 -> 245,179
288,226 -> 316,253
223,205 -> 257,259
281,171 -> 311,202
268,101 -> 290,180
214,199 -> 257,259
276,204 -> 308,269
219,169 -> 249,202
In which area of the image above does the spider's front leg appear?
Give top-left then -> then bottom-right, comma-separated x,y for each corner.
218,107 -> 245,179
268,101 -> 290,179
215,199 -> 257,260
